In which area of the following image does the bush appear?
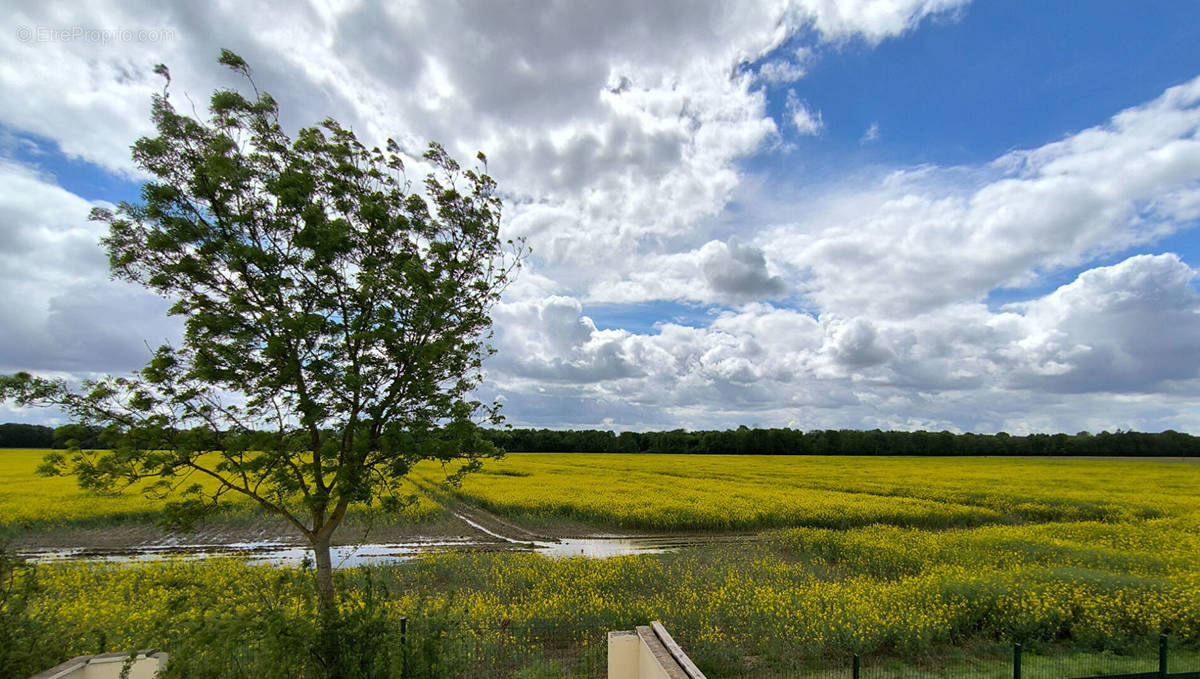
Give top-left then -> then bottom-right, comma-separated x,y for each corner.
0,544 -> 53,677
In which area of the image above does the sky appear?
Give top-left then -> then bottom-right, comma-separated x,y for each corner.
3,0 -> 1200,434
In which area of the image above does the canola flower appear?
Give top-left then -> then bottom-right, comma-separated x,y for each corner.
6,451 -> 1200,676
17,514 -> 1200,677
8,449 -> 1199,532
0,449 -> 440,528
413,454 -> 1200,530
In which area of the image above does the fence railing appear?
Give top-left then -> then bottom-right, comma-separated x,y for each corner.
395,617 -> 605,679
845,636 -> 1199,679
387,621 -> 1196,679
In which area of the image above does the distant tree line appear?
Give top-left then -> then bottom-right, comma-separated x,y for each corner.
480,426 -> 1200,457
0,423 -> 53,448
0,423 -> 103,449
2,422 -> 1199,457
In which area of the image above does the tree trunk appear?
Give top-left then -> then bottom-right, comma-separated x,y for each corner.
312,533 -> 341,679
314,533 -> 336,615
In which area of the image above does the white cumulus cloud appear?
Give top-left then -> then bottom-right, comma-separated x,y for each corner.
786,90 -> 825,136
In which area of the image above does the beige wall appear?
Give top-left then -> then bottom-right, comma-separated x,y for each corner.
30,651 -> 167,679
609,630 -> 644,679
608,624 -> 703,679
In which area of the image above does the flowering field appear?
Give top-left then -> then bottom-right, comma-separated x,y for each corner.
419,453 -> 1200,529
9,512 -> 1200,677
0,449 -> 440,529
4,451 -> 1200,677
0,449 -> 191,526
6,449 -> 1198,532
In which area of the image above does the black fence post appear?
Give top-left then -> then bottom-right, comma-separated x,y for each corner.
1159,634 -> 1168,679
1013,643 -> 1022,679
853,653 -> 860,679
401,616 -> 408,679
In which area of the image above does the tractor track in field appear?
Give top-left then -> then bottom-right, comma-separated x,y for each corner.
430,485 -> 765,555
15,487 -> 759,566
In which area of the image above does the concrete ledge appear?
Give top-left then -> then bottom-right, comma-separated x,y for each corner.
651,622 -> 706,679
31,650 -> 167,679
637,626 -> 689,679
609,622 -> 706,679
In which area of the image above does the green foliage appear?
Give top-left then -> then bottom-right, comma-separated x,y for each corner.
482,426 -> 1200,456
0,50 -> 524,677
51,423 -> 105,450
0,545 -> 51,677
9,420 -> 1199,456
0,422 -> 54,448
0,50 -> 522,608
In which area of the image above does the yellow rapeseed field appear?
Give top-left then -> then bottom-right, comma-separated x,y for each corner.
0,449 -> 439,527
5,450 -> 1200,677
21,513 -> 1200,674
8,448 -> 1199,532
0,449 -> 201,525
415,453 -> 1200,529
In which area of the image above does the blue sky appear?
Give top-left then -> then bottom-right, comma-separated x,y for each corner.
4,129 -> 144,203
759,0 -> 1200,169
3,0 -> 1200,433
742,0 -> 1200,312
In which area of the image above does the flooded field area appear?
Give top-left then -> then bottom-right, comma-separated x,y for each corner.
16,507 -> 718,567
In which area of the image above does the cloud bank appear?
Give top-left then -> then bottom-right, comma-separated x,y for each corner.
5,0 -> 1200,434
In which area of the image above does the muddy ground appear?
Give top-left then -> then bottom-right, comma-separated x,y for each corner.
8,497 -> 755,566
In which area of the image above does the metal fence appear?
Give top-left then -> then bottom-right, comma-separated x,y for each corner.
397,618 -> 605,678
846,637 -> 1200,679
391,625 -> 1198,679
694,635 -> 1200,679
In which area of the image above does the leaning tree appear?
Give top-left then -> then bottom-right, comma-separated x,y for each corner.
0,50 -> 522,666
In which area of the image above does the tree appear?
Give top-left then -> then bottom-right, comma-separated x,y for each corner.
0,423 -> 53,448
0,50 -> 522,672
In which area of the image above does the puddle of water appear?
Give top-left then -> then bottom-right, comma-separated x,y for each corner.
22,536 -> 683,567
452,511 -> 683,558
19,513 -> 699,567
20,535 -> 686,567
534,537 -> 674,558
244,541 -> 480,567
21,538 -> 486,568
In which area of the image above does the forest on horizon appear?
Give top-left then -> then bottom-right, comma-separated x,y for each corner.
2,422 -> 1198,457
